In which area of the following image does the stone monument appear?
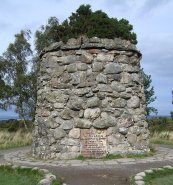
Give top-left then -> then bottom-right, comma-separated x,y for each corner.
32,37 -> 149,159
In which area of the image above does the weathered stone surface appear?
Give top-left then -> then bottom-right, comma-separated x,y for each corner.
92,62 -> 104,72
67,96 -> 84,110
43,41 -> 63,52
98,84 -> 112,92
107,135 -> 120,145
120,92 -> 131,99
84,108 -> 101,119
106,126 -> 118,135
134,176 -> 143,180
73,88 -> 90,96
121,72 -> 132,84
66,63 -> 77,73
67,138 -> 80,146
127,134 -> 137,146
96,73 -> 107,84
54,103 -> 64,109
87,97 -> 100,108
77,63 -> 88,71
112,98 -> 126,108
74,118 -> 92,128
60,108 -> 73,120
81,42 -> 105,49
121,64 -> 139,73
104,63 -> 122,74
38,178 -> 51,185
97,53 -> 114,62
53,128 -> 66,139
59,120 -> 73,130
118,127 -> 128,135
79,51 -> 93,64
45,118 -> 59,129
69,128 -> 80,139
131,73 -> 140,83
57,55 -> 79,65
93,112 -> 116,129
117,116 -> 134,128
127,96 -> 140,108
47,91 -> 69,104
135,181 -> 145,185
111,81 -> 126,92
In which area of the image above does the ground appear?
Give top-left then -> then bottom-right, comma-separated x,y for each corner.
1,145 -> 173,185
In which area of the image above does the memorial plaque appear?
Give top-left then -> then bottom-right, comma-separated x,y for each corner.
80,128 -> 107,158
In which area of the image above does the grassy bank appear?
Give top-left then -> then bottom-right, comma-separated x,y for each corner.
0,129 -> 32,149
0,165 -> 43,185
148,117 -> 173,145
0,165 -> 62,185
150,131 -> 173,145
143,168 -> 173,185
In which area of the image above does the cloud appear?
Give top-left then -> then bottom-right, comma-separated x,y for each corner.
142,0 -> 170,12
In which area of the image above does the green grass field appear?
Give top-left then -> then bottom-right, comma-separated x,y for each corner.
0,165 -> 44,185
150,174 -> 173,185
143,168 -> 173,185
150,131 -> 173,145
0,130 -> 32,149
0,165 -> 62,185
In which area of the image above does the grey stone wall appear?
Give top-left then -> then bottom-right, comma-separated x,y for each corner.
32,37 -> 149,159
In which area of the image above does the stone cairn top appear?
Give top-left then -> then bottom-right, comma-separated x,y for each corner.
40,37 -> 141,58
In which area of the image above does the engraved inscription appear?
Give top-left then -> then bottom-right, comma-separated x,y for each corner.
81,128 -> 107,158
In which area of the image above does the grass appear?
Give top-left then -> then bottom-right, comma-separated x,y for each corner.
75,149 -> 155,160
0,165 -> 43,185
143,168 -> 173,185
150,131 -> 173,145
0,129 -> 32,149
0,165 -> 62,185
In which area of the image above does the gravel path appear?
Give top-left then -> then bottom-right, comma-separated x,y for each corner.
1,145 -> 173,185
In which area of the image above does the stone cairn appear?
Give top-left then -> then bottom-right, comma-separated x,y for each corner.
32,37 -> 150,159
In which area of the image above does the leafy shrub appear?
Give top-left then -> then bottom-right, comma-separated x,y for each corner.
0,119 -> 33,132
148,117 -> 173,133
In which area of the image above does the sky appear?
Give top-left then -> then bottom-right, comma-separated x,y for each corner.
0,0 -> 173,118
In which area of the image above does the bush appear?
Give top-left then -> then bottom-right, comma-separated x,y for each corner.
148,117 -> 173,133
0,119 -> 33,132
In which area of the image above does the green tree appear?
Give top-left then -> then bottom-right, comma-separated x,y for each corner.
35,16 -> 60,53
35,4 -> 137,52
170,111 -> 173,120
65,4 -> 137,43
0,57 -> 12,109
141,69 -> 157,116
0,30 -> 35,127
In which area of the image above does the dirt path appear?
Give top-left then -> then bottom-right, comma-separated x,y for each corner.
1,145 -> 173,185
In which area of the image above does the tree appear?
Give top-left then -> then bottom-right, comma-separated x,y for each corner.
0,57 -> 13,109
141,69 -> 157,116
34,4 -> 137,52
0,30 -> 35,127
35,16 -> 60,53
170,111 -> 173,120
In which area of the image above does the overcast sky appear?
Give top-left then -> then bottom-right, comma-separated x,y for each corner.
0,0 -> 173,117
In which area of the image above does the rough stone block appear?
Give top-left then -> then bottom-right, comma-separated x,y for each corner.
104,63 -> 122,74
84,108 -> 101,119
74,118 -> 92,128
53,128 -> 66,139
69,128 -> 80,139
